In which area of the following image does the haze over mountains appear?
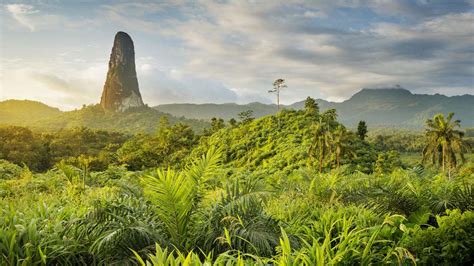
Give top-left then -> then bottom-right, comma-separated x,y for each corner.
155,87 -> 474,128
1,87 -> 472,130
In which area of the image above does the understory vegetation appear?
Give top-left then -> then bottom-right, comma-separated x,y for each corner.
1,99 -> 473,265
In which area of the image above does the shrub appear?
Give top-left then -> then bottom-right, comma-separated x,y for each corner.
0,160 -> 22,180
407,209 -> 474,265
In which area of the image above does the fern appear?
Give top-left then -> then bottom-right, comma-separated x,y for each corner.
141,147 -> 221,251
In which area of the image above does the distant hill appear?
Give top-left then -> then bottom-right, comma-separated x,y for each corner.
0,101 -> 209,133
2,88 -> 472,131
155,102 -> 278,120
0,100 -> 62,125
154,88 -> 474,128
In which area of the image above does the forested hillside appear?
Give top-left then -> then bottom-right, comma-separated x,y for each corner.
0,100 -> 61,124
3,88 -> 472,131
0,101 -> 208,133
155,88 -> 474,128
1,98 -> 473,265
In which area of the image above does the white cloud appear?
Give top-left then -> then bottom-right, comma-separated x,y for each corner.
302,10 -> 326,18
6,4 -> 38,31
1,1 -> 472,109
158,2 -> 473,102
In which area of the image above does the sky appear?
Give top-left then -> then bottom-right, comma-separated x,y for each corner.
0,0 -> 473,110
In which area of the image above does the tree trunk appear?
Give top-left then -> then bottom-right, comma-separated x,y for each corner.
277,90 -> 280,111
319,145 -> 323,173
442,144 -> 446,172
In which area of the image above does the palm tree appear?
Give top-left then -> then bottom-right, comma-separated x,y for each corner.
67,195 -> 162,265
198,177 -> 279,257
331,126 -> 356,169
422,113 -> 470,172
309,119 -> 332,173
141,147 -> 221,251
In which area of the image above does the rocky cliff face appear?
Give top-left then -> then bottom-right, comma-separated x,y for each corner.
100,31 -> 144,111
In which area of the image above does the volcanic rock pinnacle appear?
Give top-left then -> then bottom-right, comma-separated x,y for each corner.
100,31 -> 144,111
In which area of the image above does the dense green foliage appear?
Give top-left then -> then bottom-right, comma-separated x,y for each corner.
117,117 -> 198,170
0,126 -> 127,171
0,106 -> 473,265
0,117 -> 199,172
0,101 -> 209,133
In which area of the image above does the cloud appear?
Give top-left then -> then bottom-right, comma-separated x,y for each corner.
0,54 -> 107,110
367,0 -> 473,19
29,71 -> 102,105
6,4 -> 38,31
134,57 -> 240,105
4,3 -> 101,32
157,1 -> 473,101
100,2 -> 180,32
2,1 -> 473,109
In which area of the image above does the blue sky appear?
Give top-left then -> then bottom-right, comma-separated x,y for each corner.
0,0 -> 473,110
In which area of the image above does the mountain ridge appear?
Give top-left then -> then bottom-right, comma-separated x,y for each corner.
0,101 -> 208,133
1,88 -> 473,129
155,88 -> 474,128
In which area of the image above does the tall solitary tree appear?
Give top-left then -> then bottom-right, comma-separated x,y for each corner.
422,113 -> 470,172
268,79 -> 287,111
357,121 -> 368,141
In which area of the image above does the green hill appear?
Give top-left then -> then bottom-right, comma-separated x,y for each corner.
0,100 -> 62,125
191,108 -> 374,176
0,101 -> 209,133
155,88 -> 474,128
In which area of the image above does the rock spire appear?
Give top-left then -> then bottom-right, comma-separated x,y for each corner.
100,31 -> 144,111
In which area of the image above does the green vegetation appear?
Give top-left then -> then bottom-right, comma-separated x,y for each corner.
1,103 -> 473,265
0,101 -> 209,133
357,120 -> 368,141
422,113 -> 471,172
0,126 -> 127,172
0,100 -> 61,125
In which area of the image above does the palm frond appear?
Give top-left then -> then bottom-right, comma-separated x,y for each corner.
141,147 -> 221,250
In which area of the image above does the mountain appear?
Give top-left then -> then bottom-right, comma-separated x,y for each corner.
0,32 -> 207,133
154,88 -> 474,128
0,100 -> 61,125
0,101 -> 208,133
100,32 -> 145,111
2,88 -> 472,131
292,88 -> 474,128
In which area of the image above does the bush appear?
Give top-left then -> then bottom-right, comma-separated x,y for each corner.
407,209 -> 474,265
0,160 -> 22,180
